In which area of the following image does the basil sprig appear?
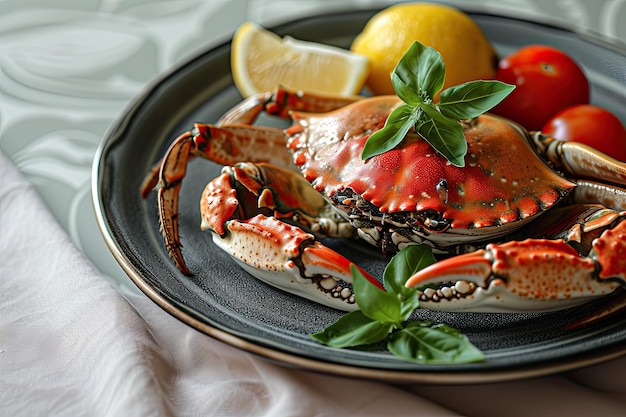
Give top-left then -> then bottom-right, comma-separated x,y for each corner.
361,41 -> 515,167
311,245 -> 485,364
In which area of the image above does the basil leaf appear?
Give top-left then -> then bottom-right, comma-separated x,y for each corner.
393,41 -> 445,102
415,104 -> 467,167
360,39 -> 516,166
388,322 -> 485,364
391,71 -> 423,106
383,245 -> 437,294
351,265 -> 402,324
383,245 -> 436,320
361,104 -> 416,160
438,80 -> 516,120
310,310 -> 393,348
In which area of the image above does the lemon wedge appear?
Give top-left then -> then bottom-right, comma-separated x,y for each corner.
231,22 -> 370,98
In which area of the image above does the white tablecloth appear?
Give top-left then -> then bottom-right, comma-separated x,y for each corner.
2,1 -> 626,416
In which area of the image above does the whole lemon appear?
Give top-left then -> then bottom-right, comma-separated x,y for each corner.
351,3 -> 497,96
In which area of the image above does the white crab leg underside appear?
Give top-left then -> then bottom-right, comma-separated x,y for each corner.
406,243 -> 620,313
206,214 -> 363,311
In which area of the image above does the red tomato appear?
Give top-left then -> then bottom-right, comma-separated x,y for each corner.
542,104 -> 626,161
492,45 -> 589,131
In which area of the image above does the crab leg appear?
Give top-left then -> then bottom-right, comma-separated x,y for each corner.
142,87 -> 363,196
200,162 -> 378,310
532,133 -> 626,186
140,124 -> 293,197
569,179 -> 626,211
140,125 -> 292,272
218,87 -> 362,125
405,206 -> 626,312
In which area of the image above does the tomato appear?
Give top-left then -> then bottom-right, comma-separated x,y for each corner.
542,104 -> 626,161
492,45 -> 589,131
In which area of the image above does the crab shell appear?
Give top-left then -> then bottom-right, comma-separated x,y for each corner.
286,96 -> 575,250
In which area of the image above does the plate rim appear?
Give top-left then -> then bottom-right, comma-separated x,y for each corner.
92,7 -> 626,384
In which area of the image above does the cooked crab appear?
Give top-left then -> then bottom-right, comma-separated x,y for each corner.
141,88 -> 626,313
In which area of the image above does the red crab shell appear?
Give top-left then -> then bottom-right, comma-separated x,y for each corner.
286,96 -> 575,231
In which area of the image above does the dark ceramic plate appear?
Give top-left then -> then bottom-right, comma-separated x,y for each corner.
93,8 -> 626,384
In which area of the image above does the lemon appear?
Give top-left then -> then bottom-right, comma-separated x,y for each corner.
231,22 -> 370,98
351,3 -> 497,96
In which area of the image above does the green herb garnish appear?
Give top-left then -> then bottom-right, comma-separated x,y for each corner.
310,245 -> 485,364
361,41 -> 515,167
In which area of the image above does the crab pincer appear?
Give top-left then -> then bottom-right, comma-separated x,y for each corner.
200,162 -> 381,309
406,207 -> 626,312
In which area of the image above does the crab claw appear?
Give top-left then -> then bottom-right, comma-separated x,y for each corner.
197,162 -> 377,310
406,230 -> 626,313
209,214 -> 381,310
